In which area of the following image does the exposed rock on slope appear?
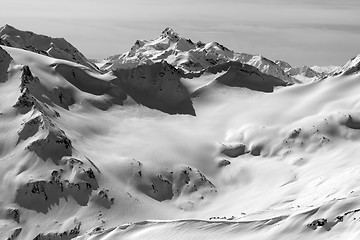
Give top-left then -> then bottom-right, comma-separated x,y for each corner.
0,24 -> 98,71
213,63 -> 288,92
128,160 -> 216,208
193,62 -> 289,95
0,46 -> 12,82
15,161 -> 98,213
112,61 -> 196,115
33,223 -> 81,240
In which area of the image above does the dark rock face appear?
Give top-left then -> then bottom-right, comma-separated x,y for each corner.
0,46 -> 12,83
15,161 -> 98,213
212,62 -> 288,93
307,218 -> 327,229
220,144 -> 246,158
27,130 -> 73,163
20,65 -> 39,92
0,24 -> 98,71
6,208 -> 20,223
7,228 -> 22,240
113,61 -> 196,116
344,115 -> 360,130
217,159 -> 231,167
13,90 -> 35,112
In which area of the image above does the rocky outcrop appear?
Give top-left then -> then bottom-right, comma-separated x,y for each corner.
33,223 -> 80,240
15,160 -> 98,213
0,46 -> 12,82
112,61 -> 195,115
130,161 -> 216,205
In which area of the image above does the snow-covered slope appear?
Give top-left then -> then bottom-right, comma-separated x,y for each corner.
103,28 -> 294,84
1,33 -> 360,240
311,65 -> 341,75
334,54 -> 360,76
287,66 -> 323,83
275,60 -> 327,83
0,24 -> 99,71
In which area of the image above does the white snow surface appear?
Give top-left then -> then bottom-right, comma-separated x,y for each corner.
1,35 -> 360,240
311,65 -> 341,75
334,54 -> 360,75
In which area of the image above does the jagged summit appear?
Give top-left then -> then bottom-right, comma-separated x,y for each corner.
0,24 -> 98,71
161,27 -> 180,42
101,27 -> 295,84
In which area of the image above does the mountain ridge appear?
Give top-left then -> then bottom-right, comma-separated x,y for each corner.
0,24 -> 99,71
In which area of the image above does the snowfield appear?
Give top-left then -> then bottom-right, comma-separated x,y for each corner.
1,26 -> 360,240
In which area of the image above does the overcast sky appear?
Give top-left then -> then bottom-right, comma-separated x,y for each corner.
1,0 -> 360,66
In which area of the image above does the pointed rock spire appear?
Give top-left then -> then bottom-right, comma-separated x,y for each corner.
161,27 -> 180,42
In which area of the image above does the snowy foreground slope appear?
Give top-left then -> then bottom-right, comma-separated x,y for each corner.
1,33 -> 360,240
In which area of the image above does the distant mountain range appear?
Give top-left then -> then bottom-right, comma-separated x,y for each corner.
2,25 -> 359,84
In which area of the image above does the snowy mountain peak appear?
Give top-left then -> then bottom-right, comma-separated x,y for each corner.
101,28 -> 297,84
161,27 -> 180,41
0,24 -> 15,31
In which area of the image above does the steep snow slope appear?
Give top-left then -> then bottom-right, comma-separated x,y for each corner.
1,42 -> 360,240
103,28 -> 294,84
334,54 -> 360,76
0,46 -> 12,83
0,24 -> 99,71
